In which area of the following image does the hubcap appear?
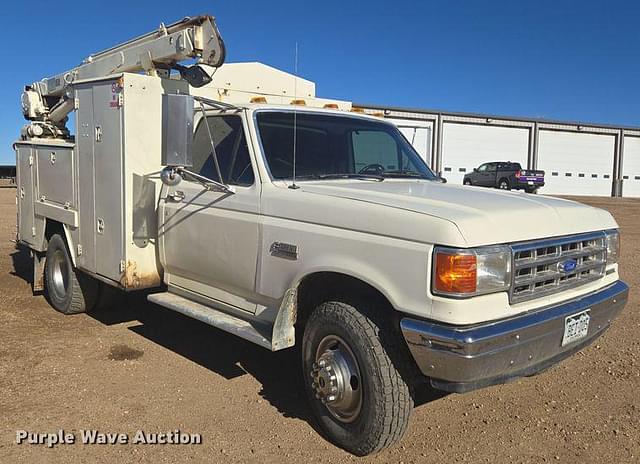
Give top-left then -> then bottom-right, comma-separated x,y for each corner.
50,249 -> 69,300
500,182 -> 508,189
310,335 -> 362,423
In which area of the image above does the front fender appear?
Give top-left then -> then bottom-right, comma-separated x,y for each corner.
257,216 -> 434,319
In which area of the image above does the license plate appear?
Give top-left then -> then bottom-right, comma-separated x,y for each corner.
527,181 -> 534,185
562,310 -> 590,346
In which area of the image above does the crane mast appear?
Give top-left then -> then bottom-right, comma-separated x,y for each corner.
21,15 -> 225,138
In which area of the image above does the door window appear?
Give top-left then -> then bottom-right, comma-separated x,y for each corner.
485,163 -> 497,172
192,115 -> 255,186
477,164 -> 488,172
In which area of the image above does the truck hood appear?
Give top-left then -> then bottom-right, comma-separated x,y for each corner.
299,180 -> 617,246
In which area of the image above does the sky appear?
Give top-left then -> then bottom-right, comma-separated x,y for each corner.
1,0 -> 639,164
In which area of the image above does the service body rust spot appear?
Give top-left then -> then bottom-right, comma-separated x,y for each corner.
119,260 -> 162,289
108,344 -> 144,361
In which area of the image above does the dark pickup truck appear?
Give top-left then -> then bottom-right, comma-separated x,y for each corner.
463,162 -> 545,193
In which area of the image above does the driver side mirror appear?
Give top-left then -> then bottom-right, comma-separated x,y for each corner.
473,168 -> 478,172
161,94 -> 194,168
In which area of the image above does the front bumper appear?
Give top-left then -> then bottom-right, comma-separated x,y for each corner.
401,280 -> 629,393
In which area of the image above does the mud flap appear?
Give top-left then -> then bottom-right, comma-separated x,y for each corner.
271,287 -> 297,351
32,250 -> 46,293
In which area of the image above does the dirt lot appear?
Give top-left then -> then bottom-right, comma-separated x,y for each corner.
0,188 -> 638,463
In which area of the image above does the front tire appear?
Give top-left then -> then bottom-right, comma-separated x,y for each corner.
463,179 -> 472,186
302,300 -> 413,456
44,234 -> 99,314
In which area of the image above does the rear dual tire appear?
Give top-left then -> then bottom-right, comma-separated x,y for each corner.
44,234 -> 99,315
302,300 -> 414,456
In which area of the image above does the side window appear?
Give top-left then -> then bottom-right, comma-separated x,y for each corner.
191,115 -> 255,186
477,164 -> 487,172
486,163 -> 497,172
352,130 -> 399,172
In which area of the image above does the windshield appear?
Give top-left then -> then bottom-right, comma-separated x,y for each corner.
255,111 -> 436,181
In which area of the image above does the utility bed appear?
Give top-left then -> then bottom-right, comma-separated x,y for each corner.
16,73 -> 187,289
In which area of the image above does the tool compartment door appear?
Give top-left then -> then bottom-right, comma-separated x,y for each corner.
93,81 -> 125,281
75,80 -> 125,281
16,145 -> 36,246
36,146 -> 75,207
76,86 -> 97,273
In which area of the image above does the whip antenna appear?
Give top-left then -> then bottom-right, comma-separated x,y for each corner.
289,42 -> 300,189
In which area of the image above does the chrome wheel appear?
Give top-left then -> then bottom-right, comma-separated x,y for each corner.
50,249 -> 69,300
310,335 -> 362,423
499,180 -> 509,190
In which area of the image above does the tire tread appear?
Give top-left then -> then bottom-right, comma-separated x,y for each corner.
306,300 -> 414,455
44,234 -> 98,315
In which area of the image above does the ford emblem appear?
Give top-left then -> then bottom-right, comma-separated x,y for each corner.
559,259 -> 578,273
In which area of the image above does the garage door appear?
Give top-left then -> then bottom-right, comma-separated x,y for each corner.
387,118 -> 432,165
622,136 -> 640,198
538,131 -> 615,196
441,123 -> 530,185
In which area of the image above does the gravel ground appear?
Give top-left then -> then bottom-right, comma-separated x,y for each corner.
0,188 -> 638,463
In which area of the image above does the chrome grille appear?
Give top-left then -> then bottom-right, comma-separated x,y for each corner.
510,231 -> 607,304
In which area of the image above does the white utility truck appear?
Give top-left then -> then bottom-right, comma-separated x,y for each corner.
15,14 -> 629,456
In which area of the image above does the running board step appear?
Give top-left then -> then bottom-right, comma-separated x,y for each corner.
147,292 -> 273,350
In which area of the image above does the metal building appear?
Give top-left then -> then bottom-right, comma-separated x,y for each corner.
0,165 -> 16,179
358,104 -> 640,198
0,165 -> 16,187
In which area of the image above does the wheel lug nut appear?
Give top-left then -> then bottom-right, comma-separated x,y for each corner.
318,359 -> 326,367
331,386 -> 338,393
330,375 -> 336,381
327,395 -> 336,402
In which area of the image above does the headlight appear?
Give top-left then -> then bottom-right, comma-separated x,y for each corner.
432,246 -> 512,298
605,230 -> 620,265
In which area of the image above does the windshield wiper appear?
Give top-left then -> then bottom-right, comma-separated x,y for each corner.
382,170 -> 432,179
289,173 -> 384,182
318,173 -> 384,181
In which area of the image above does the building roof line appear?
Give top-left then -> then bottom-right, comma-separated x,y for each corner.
354,102 -> 640,132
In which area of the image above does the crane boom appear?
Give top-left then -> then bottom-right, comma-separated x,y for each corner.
22,15 -> 225,127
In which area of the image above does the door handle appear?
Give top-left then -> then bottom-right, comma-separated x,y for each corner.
168,190 -> 185,202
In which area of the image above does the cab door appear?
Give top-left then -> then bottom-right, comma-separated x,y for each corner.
475,162 -> 496,186
159,111 -> 261,313
484,162 -> 499,186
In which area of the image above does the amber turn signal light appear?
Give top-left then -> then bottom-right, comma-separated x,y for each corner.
434,252 -> 477,294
